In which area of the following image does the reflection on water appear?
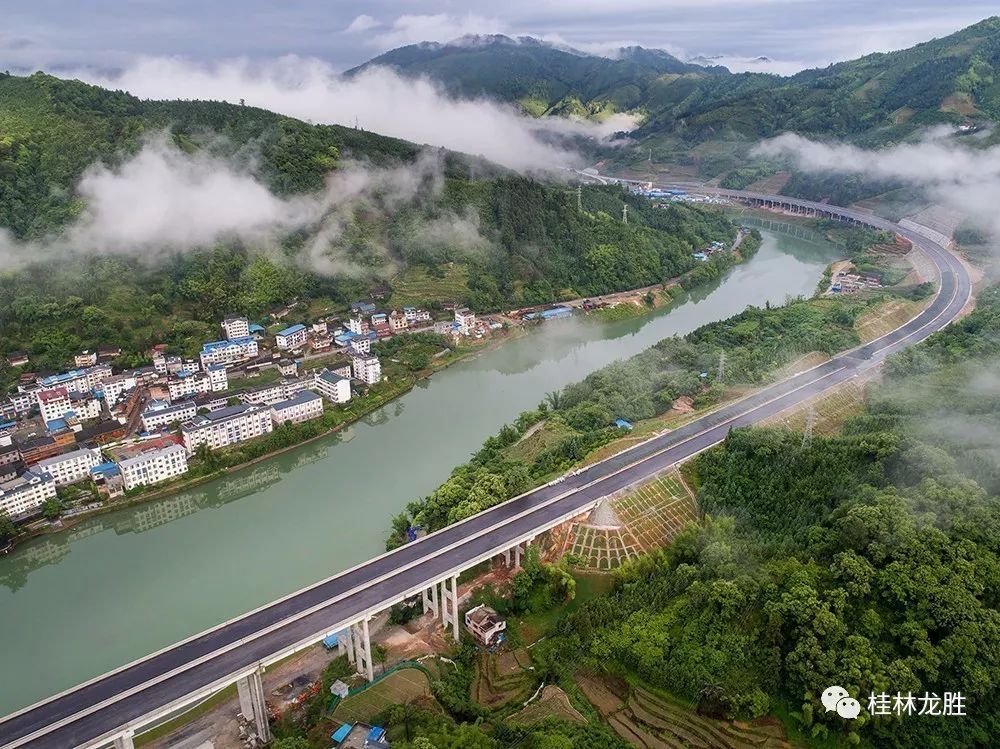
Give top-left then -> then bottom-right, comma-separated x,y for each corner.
0,441 -> 335,592
0,229 -> 845,714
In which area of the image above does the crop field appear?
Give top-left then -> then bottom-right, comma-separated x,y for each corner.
331,667 -> 433,724
567,473 -> 698,570
388,264 -> 470,308
471,648 -> 535,709
509,685 -> 587,726
577,673 -> 798,749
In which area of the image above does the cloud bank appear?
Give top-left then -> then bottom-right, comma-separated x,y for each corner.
0,139 -> 476,277
754,131 -> 1000,237
74,56 -> 629,171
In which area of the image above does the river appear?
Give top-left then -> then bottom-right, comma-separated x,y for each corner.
0,229 -> 843,715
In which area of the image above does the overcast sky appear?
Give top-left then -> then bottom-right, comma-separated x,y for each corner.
3,1 -> 998,76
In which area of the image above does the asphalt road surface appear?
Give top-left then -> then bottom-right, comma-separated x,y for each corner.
0,190 -> 971,749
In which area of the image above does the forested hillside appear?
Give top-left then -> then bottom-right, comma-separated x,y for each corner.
0,70 -> 740,378
346,35 -> 724,119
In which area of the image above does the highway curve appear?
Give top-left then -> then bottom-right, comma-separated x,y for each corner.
0,190 -> 972,749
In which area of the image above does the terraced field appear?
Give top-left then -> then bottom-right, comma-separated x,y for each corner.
331,666 -> 433,724
577,674 -> 797,749
509,685 -> 586,726
471,648 -> 535,709
566,473 -> 698,570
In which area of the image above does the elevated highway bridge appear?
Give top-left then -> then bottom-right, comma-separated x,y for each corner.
0,189 -> 971,749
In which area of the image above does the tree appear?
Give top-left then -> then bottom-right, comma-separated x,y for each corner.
41,498 -> 61,520
0,511 -> 16,540
270,738 -> 310,749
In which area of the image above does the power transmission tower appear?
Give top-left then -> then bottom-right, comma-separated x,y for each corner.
622,203 -> 628,224
801,402 -> 816,448
717,350 -> 726,382
577,185 -> 582,211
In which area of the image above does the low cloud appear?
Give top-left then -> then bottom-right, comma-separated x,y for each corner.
74,56 -> 628,171
369,13 -> 507,50
754,131 -> 1000,238
0,139 -> 483,278
344,15 -> 380,34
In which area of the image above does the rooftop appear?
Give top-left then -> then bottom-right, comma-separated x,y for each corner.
277,323 -> 307,337
37,448 -> 96,468
272,390 -> 322,410
201,337 -> 256,353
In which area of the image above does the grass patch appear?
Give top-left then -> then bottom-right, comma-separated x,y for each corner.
504,420 -> 580,464
854,296 -> 930,343
332,667 -> 433,724
388,264 -> 470,308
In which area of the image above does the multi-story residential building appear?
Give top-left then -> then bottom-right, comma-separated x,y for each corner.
313,370 -> 352,403
345,316 -> 370,335
9,390 -> 36,415
455,307 -> 476,335
206,364 -> 228,392
239,382 -> 287,406
67,391 -> 103,421
348,335 -> 372,355
311,320 -> 328,336
37,387 -> 72,424
221,316 -> 250,340
118,443 -> 189,491
388,310 -> 408,333
199,337 -> 259,368
37,363 -> 112,394
180,404 -> 273,454
36,448 -> 101,487
192,391 -> 231,413
271,391 -> 324,425
167,367 -> 227,401
403,307 -> 431,324
97,374 -> 136,408
370,312 -> 388,327
280,375 -> 314,399
74,351 -> 98,368
141,400 -> 198,432
0,469 -> 56,519
351,354 -> 382,385
278,359 -> 298,377
324,357 -> 352,379
275,324 -> 308,350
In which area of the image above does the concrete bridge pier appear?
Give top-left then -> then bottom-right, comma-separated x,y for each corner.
352,618 -> 374,682
423,582 -> 440,617
236,667 -> 272,742
439,575 -> 460,638
112,730 -> 135,749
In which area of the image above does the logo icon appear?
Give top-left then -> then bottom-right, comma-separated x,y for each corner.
822,686 -> 861,719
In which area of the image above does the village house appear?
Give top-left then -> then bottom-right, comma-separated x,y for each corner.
270,390 -> 324,425
180,404 -> 273,454
37,388 -> 72,425
0,469 -> 56,519
141,400 -> 198,432
464,604 -> 506,647
275,324 -> 309,350
388,310 -> 408,333
455,307 -> 476,335
278,359 -> 298,377
199,337 -> 259,368
221,315 -> 250,340
74,351 -> 98,368
313,370 -> 352,404
36,448 -> 102,487
118,442 -> 188,491
345,316 -> 370,336
351,354 -> 382,385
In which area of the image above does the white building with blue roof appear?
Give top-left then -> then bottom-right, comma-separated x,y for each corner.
275,323 -> 309,350
199,336 -> 259,368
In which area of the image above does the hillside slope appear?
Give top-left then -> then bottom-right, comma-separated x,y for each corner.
347,34 -> 727,118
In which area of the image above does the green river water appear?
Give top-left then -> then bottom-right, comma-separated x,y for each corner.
0,229 -> 843,714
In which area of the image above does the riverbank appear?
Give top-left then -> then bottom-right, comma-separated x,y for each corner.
4,333 -> 518,554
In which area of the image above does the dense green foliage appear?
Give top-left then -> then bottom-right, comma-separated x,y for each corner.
0,68 -> 740,382
388,292 -> 876,547
533,286 -> 1000,747
347,35 -> 722,117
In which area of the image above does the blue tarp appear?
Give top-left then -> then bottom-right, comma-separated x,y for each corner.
367,726 -> 386,742
615,418 -> 634,431
331,723 -> 352,743
323,633 -> 340,649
